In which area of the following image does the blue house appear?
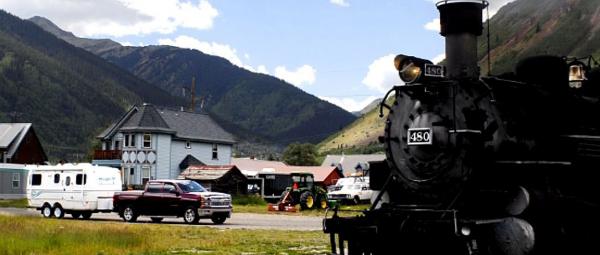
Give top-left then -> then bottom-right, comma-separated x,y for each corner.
93,104 -> 236,185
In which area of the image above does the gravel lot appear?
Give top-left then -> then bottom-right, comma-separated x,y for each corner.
0,207 -> 324,231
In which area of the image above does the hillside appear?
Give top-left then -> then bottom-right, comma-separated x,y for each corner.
480,0 -> 600,74
317,97 -> 390,154
320,0 -> 600,153
29,17 -> 357,146
0,10 -> 182,160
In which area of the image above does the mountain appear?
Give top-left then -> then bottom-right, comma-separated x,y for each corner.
480,0 -> 600,74
352,98 -> 382,116
320,0 -> 600,153
0,10 -> 182,160
29,17 -> 357,147
317,97 -> 390,154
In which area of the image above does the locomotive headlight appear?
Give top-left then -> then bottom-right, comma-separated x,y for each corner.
394,54 -> 435,84
568,60 -> 587,89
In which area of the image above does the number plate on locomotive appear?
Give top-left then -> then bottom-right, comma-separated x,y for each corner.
424,64 -> 445,78
407,128 -> 432,145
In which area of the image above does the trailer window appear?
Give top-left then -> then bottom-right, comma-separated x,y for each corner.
54,174 -> 60,184
76,174 -> 87,185
31,174 -> 42,186
65,176 -> 71,186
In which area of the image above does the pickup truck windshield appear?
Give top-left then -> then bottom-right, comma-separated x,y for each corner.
177,181 -> 206,192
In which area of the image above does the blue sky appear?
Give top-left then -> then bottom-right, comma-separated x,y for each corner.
0,0 -> 514,112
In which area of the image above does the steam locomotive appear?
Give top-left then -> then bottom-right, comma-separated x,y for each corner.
323,1 -> 600,254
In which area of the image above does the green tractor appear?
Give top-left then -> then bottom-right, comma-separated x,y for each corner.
268,173 -> 328,211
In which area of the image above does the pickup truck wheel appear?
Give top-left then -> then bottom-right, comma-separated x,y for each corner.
151,217 -> 163,223
183,206 -> 199,224
211,215 -> 226,224
52,204 -> 64,219
81,212 -> 92,220
121,205 -> 138,222
71,212 -> 81,219
41,204 -> 53,218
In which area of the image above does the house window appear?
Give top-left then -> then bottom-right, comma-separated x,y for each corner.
12,173 -> 20,189
142,166 -> 151,185
54,174 -> 60,184
31,174 -> 42,186
143,134 -> 152,148
115,140 -> 121,150
124,134 -> 136,148
212,144 -> 218,160
186,141 -> 191,149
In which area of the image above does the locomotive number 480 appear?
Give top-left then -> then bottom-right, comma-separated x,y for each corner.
407,128 -> 433,145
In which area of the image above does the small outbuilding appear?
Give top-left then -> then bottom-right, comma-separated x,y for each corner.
0,123 -> 47,164
178,165 -> 247,195
0,164 -> 29,199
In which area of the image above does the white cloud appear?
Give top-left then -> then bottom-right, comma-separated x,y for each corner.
424,18 -> 440,32
431,53 -> 445,64
320,96 -> 379,112
256,65 -> 269,75
274,65 -> 317,87
0,0 -> 219,37
330,0 -> 349,7
362,54 -> 402,93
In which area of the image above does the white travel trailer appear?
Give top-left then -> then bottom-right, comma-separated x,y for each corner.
27,163 -> 122,219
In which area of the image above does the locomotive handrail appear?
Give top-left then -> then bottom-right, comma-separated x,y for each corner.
436,0 -> 489,8
378,86 -> 400,118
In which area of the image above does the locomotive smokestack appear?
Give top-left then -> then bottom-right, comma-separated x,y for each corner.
437,0 -> 487,79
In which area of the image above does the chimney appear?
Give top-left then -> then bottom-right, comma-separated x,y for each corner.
437,0 -> 487,79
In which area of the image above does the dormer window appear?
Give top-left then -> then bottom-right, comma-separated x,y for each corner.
143,133 -> 152,148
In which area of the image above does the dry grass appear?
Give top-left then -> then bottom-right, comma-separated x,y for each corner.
234,204 -> 370,217
0,215 -> 329,255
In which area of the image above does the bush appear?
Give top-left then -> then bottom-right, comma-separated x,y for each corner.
232,195 -> 267,206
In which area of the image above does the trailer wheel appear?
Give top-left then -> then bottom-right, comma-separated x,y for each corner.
52,204 -> 64,219
151,217 -> 163,223
211,215 -> 226,224
121,205 -> 138,222
71,212 -> 81,219
41,204 -> 53,218
183,206 -> 199,224
81,212 -> 92,220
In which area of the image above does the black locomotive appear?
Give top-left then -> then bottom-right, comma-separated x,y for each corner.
323,1 -> 600,254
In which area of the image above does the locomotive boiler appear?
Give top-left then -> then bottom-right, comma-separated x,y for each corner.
323,1 -> 600,254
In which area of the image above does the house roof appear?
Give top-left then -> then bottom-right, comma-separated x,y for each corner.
179,154 -> 205,170
321,154 -> 386,176
0,123 -> 33,157
231,158 -> 341,182
281,165 -> 340,183
98,104 -> 236,144
232,158 -> 288,176
178,165 -> 246,181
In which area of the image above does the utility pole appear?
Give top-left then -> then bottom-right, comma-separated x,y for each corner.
189,76 -> 196,112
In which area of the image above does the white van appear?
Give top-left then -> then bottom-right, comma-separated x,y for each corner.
27,163 -> 122,219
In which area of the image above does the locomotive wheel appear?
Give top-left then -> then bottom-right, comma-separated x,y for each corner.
300,191 -> 314,209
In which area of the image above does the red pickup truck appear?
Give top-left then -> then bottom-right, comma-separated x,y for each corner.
113,179 -> 232,224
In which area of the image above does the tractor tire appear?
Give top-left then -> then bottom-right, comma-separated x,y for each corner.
300,191 -> 315,210
318,197 -> 328,209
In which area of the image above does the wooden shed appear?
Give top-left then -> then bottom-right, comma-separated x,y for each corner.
178,165 -> 248,195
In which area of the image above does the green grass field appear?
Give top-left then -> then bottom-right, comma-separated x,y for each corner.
0,198 -> 28,208
0,215 -> 330,255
